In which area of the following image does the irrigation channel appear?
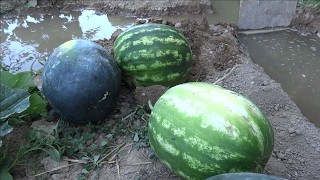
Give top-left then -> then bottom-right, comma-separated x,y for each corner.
1,1 -> 319,127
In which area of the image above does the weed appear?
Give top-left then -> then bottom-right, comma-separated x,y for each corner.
298,0 -> 320,8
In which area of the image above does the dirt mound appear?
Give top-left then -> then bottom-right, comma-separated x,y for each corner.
1,0 -> 214,18
291,6 -> 320,35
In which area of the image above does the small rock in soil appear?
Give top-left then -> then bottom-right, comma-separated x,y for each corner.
41,156 -> 69,174
276,152 -> 285,160
111,29 -> 123,41
31,118 -> 56,140
175,22 -> 182,28
288,128 -> 295,134
262,80 -> 269,86
134,19 -> 146,25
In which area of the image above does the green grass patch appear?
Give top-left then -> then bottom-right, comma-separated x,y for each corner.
297,0 -> 320,8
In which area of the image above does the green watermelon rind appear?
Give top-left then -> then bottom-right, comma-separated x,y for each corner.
42,39 -> 121,124
148,82 -> 274,180
114,23 -> 193,87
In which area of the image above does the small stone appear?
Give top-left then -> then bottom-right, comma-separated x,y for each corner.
111,29 -> 123,41
262,86 -> 272,92
134,19 -> 146,25
288,128 -> 295,134
282,112 -> 288,117
287,160 -> 294,164
27,0 -> 37,8
251,81 -> 255,85
175,22 -> 182,28
51,174 -> 62,180
162,20 -> 168,25
276,152 -> 285,159
41,156 -> 69,174
274,104 -> 280,111
151,17 -> 163,24
262,80 -> 269,86
86,139 -> 93,146
285,148 -> 292,154
31,119 -> 56,140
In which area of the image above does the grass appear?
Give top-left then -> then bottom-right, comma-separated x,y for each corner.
297,0 -> 320,8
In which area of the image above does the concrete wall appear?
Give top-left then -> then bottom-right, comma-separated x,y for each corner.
238,0 -> 298,30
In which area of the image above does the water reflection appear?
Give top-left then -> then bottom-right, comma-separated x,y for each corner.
0,0 -> 241,72
239,31 -> 320,127
0,10 -> 135,72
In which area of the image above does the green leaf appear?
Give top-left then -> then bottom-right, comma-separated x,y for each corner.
106,134 -> 113,138
81,169 -> 89,174
93,155 -> 100,163
0,71 -> 35,90
42,147 -> 63,162
100,141 -> 107,147
0,121 -> 13,137
0,84 -> 30,119
7,118 -> 25,126
0,165 -> 13,180
22,93 -> 47,115
133,133 -> 139,142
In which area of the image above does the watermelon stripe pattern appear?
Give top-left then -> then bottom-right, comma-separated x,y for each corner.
114,23 -> 193,87
149,82 -> 274,180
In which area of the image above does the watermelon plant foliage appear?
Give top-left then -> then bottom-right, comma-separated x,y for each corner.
0,70 -> 47,146
0,70 -> 48,180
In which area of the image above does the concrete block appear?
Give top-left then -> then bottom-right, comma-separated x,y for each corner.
238,0 -> 297,30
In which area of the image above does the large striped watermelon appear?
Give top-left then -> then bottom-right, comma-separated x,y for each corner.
148,82 -> 274,180
113,23 -> 192,87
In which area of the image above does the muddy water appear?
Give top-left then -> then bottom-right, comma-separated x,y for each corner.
160,0 -> 240,24
238,31 -> 320,127
0,1 -> 240,73
0,10 -> 136,72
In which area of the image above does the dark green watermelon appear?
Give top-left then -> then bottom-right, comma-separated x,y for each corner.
41,39 -> 121,124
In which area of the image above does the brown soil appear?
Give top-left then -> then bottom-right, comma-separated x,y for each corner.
1,1 -> 320,180
291,6 -> 320,35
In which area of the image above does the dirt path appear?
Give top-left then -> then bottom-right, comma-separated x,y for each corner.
1,1 -> 320,180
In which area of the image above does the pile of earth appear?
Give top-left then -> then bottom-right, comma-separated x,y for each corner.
291,6 -> 320,35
